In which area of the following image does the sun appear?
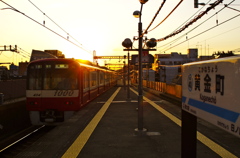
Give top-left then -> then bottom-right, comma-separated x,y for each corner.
61,24 -> 108,63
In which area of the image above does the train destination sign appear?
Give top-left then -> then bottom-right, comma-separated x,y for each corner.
182,56 -> 240,138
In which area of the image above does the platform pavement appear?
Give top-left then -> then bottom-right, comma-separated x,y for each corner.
73,87 -> 182,158
16,86 -> 220,158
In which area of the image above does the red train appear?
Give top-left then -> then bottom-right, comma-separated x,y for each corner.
26,58 -> 117,125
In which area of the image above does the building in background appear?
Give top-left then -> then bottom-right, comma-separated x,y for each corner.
152,49 -> 214,84
9,63 -> 18,77
18,61 -> 29,76
30,49 -> 65,62
44,50 -> 65,59
0,66 -> 9,80
152,49 -> 199,71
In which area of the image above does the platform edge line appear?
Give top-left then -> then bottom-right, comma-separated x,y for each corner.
130,88 -> 237,158
61,87 -> 121,158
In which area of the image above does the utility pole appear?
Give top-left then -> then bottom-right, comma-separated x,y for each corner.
0,45 -> 18,53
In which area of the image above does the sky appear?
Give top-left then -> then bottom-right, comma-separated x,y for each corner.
0,0 -> 240,66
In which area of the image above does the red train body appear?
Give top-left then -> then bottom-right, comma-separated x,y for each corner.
26,58 -> 117,125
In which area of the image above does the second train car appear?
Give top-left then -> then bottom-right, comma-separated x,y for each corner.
26,58 -> 117,125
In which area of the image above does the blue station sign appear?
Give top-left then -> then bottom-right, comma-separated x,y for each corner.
182,56 -> 240,138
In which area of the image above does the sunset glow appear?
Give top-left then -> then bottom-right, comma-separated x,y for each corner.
0,0 -> 239,66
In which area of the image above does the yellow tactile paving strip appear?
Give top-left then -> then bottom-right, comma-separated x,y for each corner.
62,87 -> 237,158
131,88 -> 237,158
62,87 -> 121,158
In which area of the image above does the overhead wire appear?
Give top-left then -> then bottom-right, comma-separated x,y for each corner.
141,0 -> 166,37
169,0 -> 212,37
162,12 -> 240,52
225,5 -> 240,12
159,0 -> 217,51
0,0 -> 92,55
155,0 -> 224,42
147,0 -> 184,34
28,0 -> 86,48
0,46 -> 30,60
159,0 -> 236,52
18,47 -> 31,57
199,24 -> 240,46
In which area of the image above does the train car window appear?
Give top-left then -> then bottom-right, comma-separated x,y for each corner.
27,62 -> 79,90
43,64 -> 78,90
55,64 -> 69,69
43,69 -> 53,90
46,64 -> 51,69
90,70 -> 97,87
35,65 -> 42,69
27,64 -> 43,90
54,72 -> 78,90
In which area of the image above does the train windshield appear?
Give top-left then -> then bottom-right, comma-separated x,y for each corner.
28,63 -> 78,90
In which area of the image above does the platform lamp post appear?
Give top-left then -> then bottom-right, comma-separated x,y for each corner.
134,3 -> 145,134
126,51 -> 131,101
122,0 -> 156,135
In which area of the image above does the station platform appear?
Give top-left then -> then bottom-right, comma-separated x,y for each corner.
15,86 -> 228,158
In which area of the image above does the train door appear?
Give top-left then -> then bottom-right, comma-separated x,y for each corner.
99,71 -> 104,93
79,66 -> 84,105
97,70 -> 99,95
26,64 -> 44,110
89,68 -> 98,99
82,67 -> 90,104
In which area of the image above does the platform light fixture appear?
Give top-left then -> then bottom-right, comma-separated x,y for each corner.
139,0 -> 148,4
122,38 -> 133,49
146,38 -> 157,48
122,0 -> 157,135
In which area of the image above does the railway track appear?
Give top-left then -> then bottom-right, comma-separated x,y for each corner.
0,125 -> 55,157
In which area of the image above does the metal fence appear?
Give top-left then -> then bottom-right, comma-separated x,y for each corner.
143,80 -> 182,98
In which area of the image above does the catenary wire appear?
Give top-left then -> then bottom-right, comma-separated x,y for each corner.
161,13 -> 240,52
18,47 -> 31,57
194,24 -> 240,53
159,0 -> 223,51
28,0 -> 85,48
158,0 -> 236,51
0,0 -> 92,55
171,0 -> 212,35
155,0 -> 224,42
147,0 -> 184,34
141,0 -> 166,37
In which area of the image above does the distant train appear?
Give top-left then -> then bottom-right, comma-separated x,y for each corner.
26,58 -> 117,125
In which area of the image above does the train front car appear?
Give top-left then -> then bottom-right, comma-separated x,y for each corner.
26,59 -> 80,125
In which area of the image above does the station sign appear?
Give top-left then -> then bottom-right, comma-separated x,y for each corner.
182,56 -> 240,138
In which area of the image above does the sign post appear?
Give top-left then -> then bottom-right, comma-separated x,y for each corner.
182,56 -> 240,157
